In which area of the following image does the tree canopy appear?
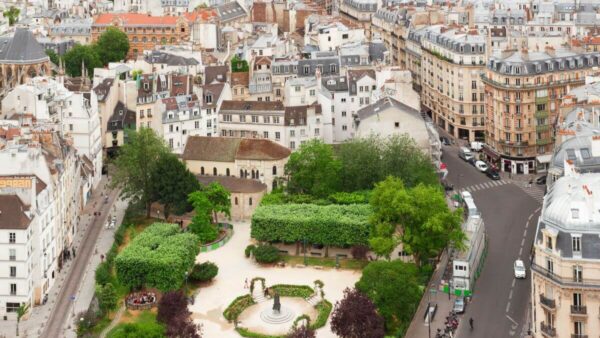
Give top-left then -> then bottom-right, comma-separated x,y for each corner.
98,283 -> 118,315
285,139 -> 341,198
331,288 -> 385,338
230,55 -> 249,72
356,261 -> 422,334
204,182 -> 231,223
157,291 -> 201,338
150,153 -> 200,217
3,7 -> 19,26
187,191 -> 219,243
112,128 -> 169,217
370,177 -> 465,264
45,49 -> 59,66
63,44 -> 102,77
95,27 -> 130,64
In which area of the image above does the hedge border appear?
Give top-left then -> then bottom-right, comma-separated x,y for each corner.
223,294 -> 255,322
199,223 -> 234,253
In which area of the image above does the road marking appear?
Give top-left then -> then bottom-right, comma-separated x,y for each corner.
506,315 -> 518,325
523,228 -> 527,237
505,302 -> 511,312
512,279 -> 516,288
528,214 -> 533,221
521,237 -> 525,246
519,247 -> 523,256
509,289 -> 513,300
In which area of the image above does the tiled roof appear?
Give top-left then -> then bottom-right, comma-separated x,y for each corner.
220,100 -> 284,111
197,175 -> 267,193
93,13 -> 182,26
183,136 -> 291,162
0,195 -> 31,230
236,139 -> 291,161
204,65 -> 228,84
231,72 -> 249,86
0,28 -> 49,64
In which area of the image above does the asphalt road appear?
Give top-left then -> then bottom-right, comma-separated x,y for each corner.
441,144 -> 541,338
41,187 -> 120,338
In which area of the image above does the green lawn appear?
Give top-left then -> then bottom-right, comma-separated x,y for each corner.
282,255 -> 368,270
106,310 -> 165,338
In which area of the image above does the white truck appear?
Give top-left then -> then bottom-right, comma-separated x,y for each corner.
470,142 -> 484,152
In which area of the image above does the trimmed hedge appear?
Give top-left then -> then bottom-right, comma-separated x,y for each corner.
190,262 -> 218,282
310,300 -> 332,330
251,204 -> 371,246
115,223 -> 200,291
253,245 -> 280,263
236,328 -> 283,338
223,295 -> 255,321
270,284 -> 314,299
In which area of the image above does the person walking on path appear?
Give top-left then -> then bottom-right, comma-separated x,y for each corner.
244,278 -> 248,289
469,317 -> 474,330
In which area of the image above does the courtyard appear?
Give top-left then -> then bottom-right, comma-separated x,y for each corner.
189,221 -> 362,337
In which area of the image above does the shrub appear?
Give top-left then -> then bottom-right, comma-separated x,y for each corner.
328,191 -> 370,205
253,245 -> 280,264
245,244 -> 256,258
190,262 -> 219,282
350,245 -> 369,260
223,295 -> 255,321
251,204 -> 371,247
106,322 -> 166,338
309,300 -> 332,330
270,284 -> 313,298
95,262 -> 111,286
115,223 -> 200,291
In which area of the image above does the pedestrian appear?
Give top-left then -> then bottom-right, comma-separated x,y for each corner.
469,317 -> 474,330
100,254 -> 104,262
244,278 -> 248,289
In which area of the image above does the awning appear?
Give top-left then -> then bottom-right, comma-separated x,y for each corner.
482,145 -> 501,161
536,154 -> 553,164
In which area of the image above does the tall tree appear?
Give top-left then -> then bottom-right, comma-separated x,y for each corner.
98,283 -> 118,315
381,134 -> 438,188
45,49 -> 59,66
331,288 -> 385,338
63,44 -> 102,77
285,139 -> 341,197
158,291 -> 201,338
205,182 -> 231,223
356,261 -> 421,334
94,27 -> 130,64
3,6 -> 19,26
187,191 -> 218,243
112,128 -> 169,217
150,153 -> 200,217
337,136 -> 383,191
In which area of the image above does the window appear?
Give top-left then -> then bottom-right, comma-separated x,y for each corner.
574,321 -> 584,336
201,167 -> 205,175
275,132 -> 280,140
10,283 -> 16,295
342,125 -> 347,131
572,235 -> 581,254
9,232 -> 15,243
195,121 -> 200,129
295,86 -> 301,92
272,166 -> 277,175
273,117 -> 280,124
471,81 -> 477,89
341,111 -> 346,117
309,89 -> 315,96
573,265 -> 583,282
290,141 -> 296,149
303,65 -> 310,74
573,292 -> 582,307
10,266 -> 16,277
251,115 -> 259,123
6,303 -> 19,313
330,64 -> 337,73
235,197 -> 238,205
249,198 -> 253,206
546,257 -> 554,274
571,208 -> 580,219
315,128 -> 320,136
226,168 -> 230,176
581,148 -> 591,159
9,248 -> 15,261
263,131 -> 269,138
264,116 -> 270,123
69,124 -> 73,131
290,130 -> 295,137
213,167 -> 217,175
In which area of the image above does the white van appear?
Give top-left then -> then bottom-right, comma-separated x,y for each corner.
459,147 -> 474,161
470,142 -> 484,152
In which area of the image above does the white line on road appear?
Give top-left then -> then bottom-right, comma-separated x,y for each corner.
512,279 -> 516,288
521,237 -> 525,246
506,302 -> 511,313
519,247 -> 523,256
506,315 -> 518,326
509,289 -> 513,300
528,214 -> 533,221
523,228 -> 527,237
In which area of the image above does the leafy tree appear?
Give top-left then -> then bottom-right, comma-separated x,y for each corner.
253,244 -> 280,263
337,136 -> 383,191
331,288 -> 385,338
16,303 -> 29,336
368,236 -> 397,261
187,191 -> 218,243
45,49 -> 59,66
112,128 -> 169,217
150,153 -> 200,217
381,135 -> 438,188
94,27 -> 130,64
356,261 -> 421,334
350,245 -> 369,260
3,6 -> 19,26
230,55 -> 249,72
98,283 -> 118,314
287,325 -> 316,338
157,291 -> 201,338
285,139 -> 341,198
190,262 -> 219,282
63,44 -> 102,77
205,182 -> 231,223
107,322 -> 166,338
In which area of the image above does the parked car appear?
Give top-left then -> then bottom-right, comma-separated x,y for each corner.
461,191 -> 473,201
467,157 -> 477,166
453,297 -> 466,314
470,141 -> 484,152
536,175 -> 547,185
475,161 -> 489,172
459,147 -> 474,162
514,259 -> 526,279
485,169 -> 501,180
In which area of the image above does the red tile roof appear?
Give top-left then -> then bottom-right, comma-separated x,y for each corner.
184,9 -> 218,22
94,13 -> 181,26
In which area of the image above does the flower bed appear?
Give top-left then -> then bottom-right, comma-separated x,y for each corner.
223,295 -> 255,322
269,284 -> 314,299
310,300 -> 332,330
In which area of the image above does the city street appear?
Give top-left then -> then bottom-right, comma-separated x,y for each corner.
442,144 -> 542,338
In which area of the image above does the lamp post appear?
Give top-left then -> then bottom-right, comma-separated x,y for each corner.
303,238 -> 307,265
184,271 -> 189,296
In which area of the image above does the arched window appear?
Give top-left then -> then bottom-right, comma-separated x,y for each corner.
249,198 -> 253,206
226,168 -> 230,176
272,166 -> 277,175
251,170 -> 255,179
213,167 -> 217,175
142,37 -> 147,43
244,170 -> 248,178
200,167 -> 205,175
256,170 -> 259,177
240,169 -> 244,177
235,197 -> 238,205
132,37 -> 138,43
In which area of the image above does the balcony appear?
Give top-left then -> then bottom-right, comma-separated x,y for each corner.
570,305 -> 587,316
249,82 -> 272,94
537,138 -> 553,146
540,322 -> 556,337
535,96 -> 549,104
539,294 -> 556,310
536,125 -> 550,132
535,111 -> 549,119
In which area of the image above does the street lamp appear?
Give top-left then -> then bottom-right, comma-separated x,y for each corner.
184,271 -> 189,298
303,238 -> 307,265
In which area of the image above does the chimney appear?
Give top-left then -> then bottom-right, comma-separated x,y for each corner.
545,45 -> 556,57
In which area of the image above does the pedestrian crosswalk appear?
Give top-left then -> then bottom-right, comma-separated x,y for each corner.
516,183 -> 545,204
461,179 -> 509,193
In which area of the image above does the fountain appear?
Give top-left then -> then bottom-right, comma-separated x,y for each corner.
259,291 -> 295,324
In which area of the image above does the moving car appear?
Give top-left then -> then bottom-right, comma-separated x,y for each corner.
453,297 -> 466,314
459,147 -> 474,162
514,259 -> 526,279
485,169 -> 501,180
475,161 -> 489,172
536,175 -> 547,185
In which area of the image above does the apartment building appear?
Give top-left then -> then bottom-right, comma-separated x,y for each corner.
482,47 -> 600,174
420,26 -> 487,143
531,171 -> 600,338
371,6 -> 408,68
339,0 -> 378,36
218,100 -> 286,144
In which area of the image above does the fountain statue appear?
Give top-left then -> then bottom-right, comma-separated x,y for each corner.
273,292 -> 281,314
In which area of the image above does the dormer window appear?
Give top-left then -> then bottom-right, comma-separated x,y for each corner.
536,64 -> 541,73
304,65 -> 310,74
572,234 -> 581,255
571,208 -> 580,219
546,235 -> 553,250
205,95 -> 213,103
144,83 -> 149,90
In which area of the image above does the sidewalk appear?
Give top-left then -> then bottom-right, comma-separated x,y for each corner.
0,176 -> 125,338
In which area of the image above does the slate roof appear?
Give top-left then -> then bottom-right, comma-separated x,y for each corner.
204,65 -> 228,84
348,69 -> 376,95
197,175 -> 267,193
215,1 -> 248,22
297,57 -> 340,77
356,96 -> 421,120
145,51 -> 199,66
220,100 -> 284,112
321,75 -> 349,92
107,102 -> 136,131
201,83 -> 225,108
0,195 -> 31,230
489,50 -> 600,75
0,28 -> 49,64
183,136 -> 291,162
93,78 -> 114,102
